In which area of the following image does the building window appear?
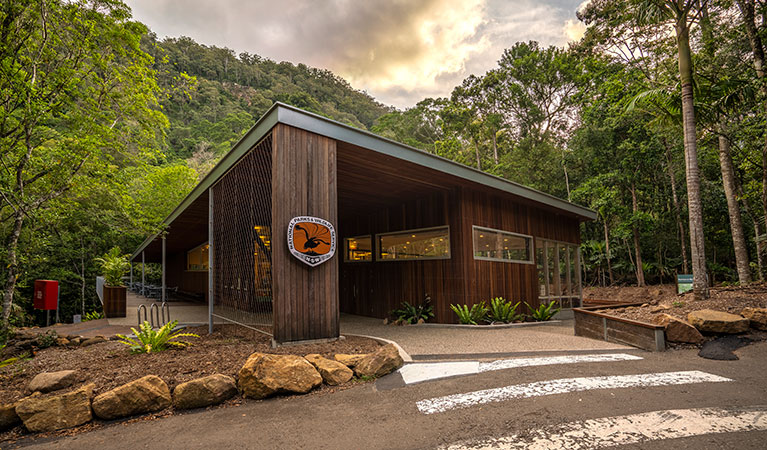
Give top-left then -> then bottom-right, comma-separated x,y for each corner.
345,235 -> 372,262
187,242 -> 209,271
377,226 -> 450,261
536,238 -> 581,309
472,226 -> 533,264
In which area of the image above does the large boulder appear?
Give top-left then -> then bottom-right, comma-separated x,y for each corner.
80,336 -> 107,347
27,370 -> 78,394
741,307 -> 767,331
238,353 -> 322,399
688,309 -> 750,334
15,383 -> 94,432
91,375 -> 171,420
354,344 -> 403,378
653,314 -> 704,344
173,374 -> 237,410
304,354 -> 353,385
334,353 -> 367,368
0,402 -> 21,431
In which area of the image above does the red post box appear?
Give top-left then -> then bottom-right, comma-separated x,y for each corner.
33,280 -> 59,310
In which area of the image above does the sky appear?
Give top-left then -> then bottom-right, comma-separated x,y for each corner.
126,0 -> 589,109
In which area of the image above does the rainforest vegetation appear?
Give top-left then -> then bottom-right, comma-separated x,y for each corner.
1,0 -> 766,335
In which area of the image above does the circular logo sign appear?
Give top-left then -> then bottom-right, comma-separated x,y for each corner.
287,216 -> 336,267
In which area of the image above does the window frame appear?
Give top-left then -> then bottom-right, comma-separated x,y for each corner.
375,225 -> 451,262
535,237 -> 582,308
343,234 -> 374,263
186,241 -> 210,272
471,225 -> 534,265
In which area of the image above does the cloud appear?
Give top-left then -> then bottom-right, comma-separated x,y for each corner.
126,0 -> 586,108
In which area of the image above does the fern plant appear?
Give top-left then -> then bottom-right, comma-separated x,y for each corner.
524,300 -> 561,321
83,310 -> 104,322
392,300 -> 434,324
450,301 -> 489,325
116,320 -> 199,354
488,297 -> 524,323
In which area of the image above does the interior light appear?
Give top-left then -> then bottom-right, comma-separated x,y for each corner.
411,234 -> 416,238
479,234 -> 484,238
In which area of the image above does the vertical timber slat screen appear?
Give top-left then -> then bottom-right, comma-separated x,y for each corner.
212,135 -> 273,331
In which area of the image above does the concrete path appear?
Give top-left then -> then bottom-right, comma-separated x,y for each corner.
106,291 -> 222,327
36,319 -> 133,339
340,314 -> 630,358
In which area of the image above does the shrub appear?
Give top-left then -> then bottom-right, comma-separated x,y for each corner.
524,300 -> 560,321
95,246 -> 130,287
450,301 -> 489,325
116,320 -> 199,354
488,297 -> 524,323
83,310 -> 104,321
392,299 -> 434,324
36,330 -> 58,349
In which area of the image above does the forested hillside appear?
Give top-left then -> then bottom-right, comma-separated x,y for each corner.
145,35 -> 390,163
2,0 -> 766,334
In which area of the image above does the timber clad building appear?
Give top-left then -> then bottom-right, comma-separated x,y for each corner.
132,103 -> 596,344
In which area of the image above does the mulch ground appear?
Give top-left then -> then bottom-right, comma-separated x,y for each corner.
584,283 -> 767,324
0,324 -> 382,444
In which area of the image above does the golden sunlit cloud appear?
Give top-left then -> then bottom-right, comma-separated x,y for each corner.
563,18 -> 586,42
334,0 -> 489,96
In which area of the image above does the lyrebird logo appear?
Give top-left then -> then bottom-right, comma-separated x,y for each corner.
287,216 -> 336,267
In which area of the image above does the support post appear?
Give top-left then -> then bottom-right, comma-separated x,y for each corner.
141,251 -> 145,297
161,235 -> 166,303
129,261 -> 133,289
208,188 -> 214,334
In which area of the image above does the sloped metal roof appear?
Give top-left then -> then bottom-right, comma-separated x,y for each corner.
132,102 -> 596,259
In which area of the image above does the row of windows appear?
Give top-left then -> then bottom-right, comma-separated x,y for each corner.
345,225 -> 538,264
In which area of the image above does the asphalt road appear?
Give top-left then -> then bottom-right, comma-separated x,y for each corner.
6,342 -> 767,450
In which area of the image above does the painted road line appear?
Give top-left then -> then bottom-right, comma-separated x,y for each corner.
398,353 -> 642,385
399,361 -> 480,385
416,370 -> 732,414
477,353 -> 643,373
442,406 -> 767,449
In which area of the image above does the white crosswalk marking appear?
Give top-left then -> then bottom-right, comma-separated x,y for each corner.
442,406 -> 767,449
398,353 -> 642,385
416,370 -> 732,414
477,353 -> 643,373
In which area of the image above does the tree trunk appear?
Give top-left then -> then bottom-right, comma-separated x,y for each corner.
603,218 -> 614,285
631,182 -> 645,287
664,143 -> 689,273
2,211 -> 24,331
737,0 -> 767,265
717,131 -> 752,283
474,142 -> 482,171
738,182 -> 767,281
492,131 -> 499,164
676,19 -> 709,299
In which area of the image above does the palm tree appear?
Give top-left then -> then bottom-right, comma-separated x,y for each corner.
638,0 -> 709,298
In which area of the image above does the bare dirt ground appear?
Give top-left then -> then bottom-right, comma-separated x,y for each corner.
583,283 -> 767,324
0,324 -> 381,443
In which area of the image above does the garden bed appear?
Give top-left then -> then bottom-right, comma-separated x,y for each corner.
574,303 -> 665,351
0,324 -> 381,404
0,324 -> 381,443
576,283 -> 767,351
587,283 -> 767,324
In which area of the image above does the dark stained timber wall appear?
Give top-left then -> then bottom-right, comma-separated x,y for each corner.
271,124 -> 339,343
339,183 -> 582,323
